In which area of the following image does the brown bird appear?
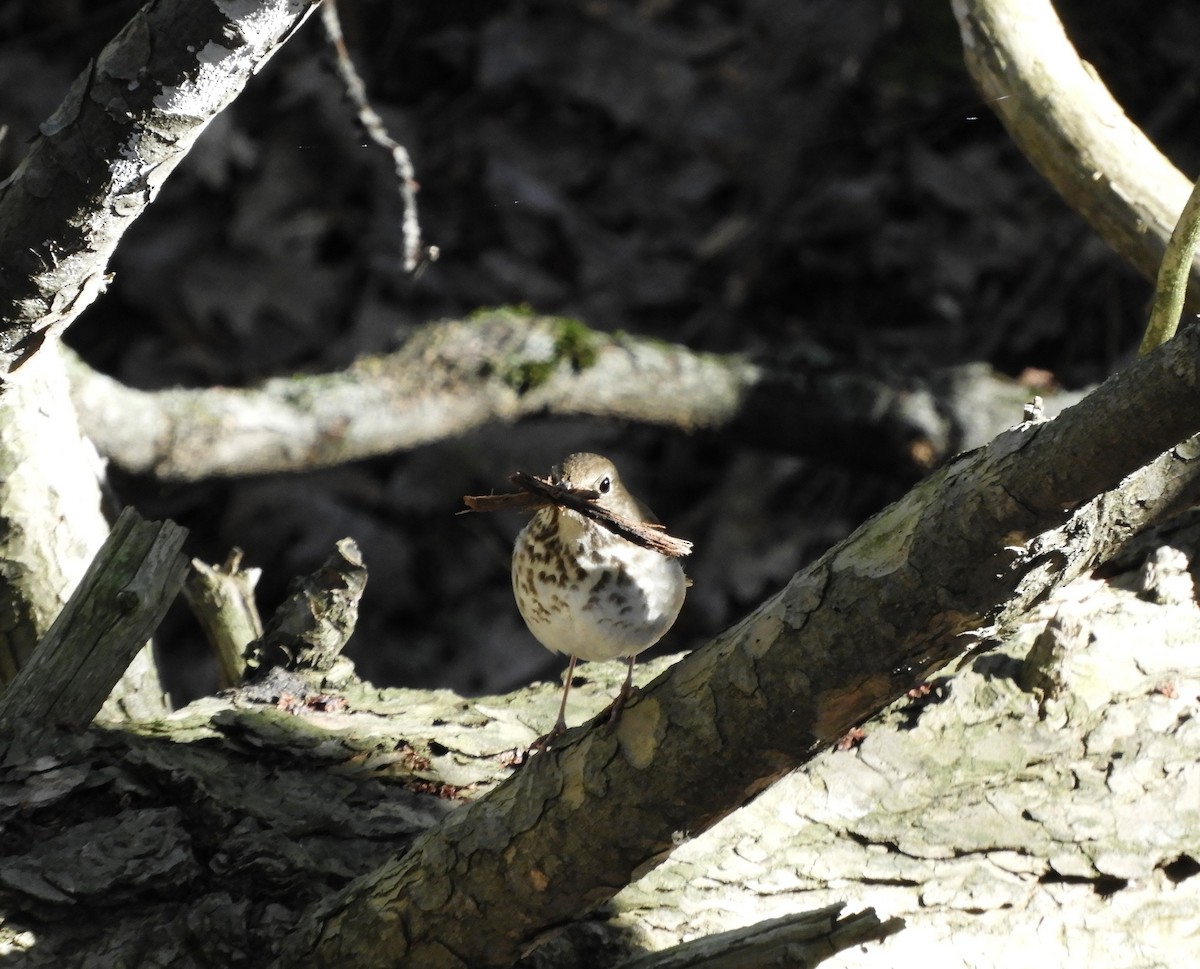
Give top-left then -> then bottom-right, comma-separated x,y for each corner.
511,452 -> 688,739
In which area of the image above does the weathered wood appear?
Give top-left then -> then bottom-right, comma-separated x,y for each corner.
183,549 -> 263,689
243,538 -> 367,682
601,575 -> 1200,969
0,507 -> 187,732
67,316 -> 1084,483
616,905 -> 903,969
0,344 -> 112,691
0,0 -> 322,374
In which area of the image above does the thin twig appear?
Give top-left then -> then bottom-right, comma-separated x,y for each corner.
463,473 -> 693,558
461,491 -> 548,514
320,0 -> 437,274
1139,171 -> 1200,354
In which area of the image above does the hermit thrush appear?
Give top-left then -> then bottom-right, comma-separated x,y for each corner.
512,452 -> 687,739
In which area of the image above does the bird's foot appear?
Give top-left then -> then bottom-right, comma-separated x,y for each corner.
602,684 -> 640,727
525,717 -> 568,756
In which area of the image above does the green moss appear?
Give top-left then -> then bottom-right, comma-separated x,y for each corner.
503,358 -> 556,393
499,314 -> 601,394
549,316 -> 599,371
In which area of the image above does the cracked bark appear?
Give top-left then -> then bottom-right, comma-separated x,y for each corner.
5,347 -> 1199,964
0,0 -> 322,373
606,572 -> 1200,968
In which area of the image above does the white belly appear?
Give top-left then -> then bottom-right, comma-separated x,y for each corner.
512,523 -> 687,662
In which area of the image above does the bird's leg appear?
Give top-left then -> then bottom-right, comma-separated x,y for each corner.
606,656 -> 638,725
552,653 -> 578,738
525,655 -> 578,755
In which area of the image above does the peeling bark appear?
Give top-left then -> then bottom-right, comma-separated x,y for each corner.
601,576 -> 1200,969
2,545 -> 1197,967
1,1 -> 1199,966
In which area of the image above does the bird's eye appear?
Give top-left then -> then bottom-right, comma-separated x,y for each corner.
598,476 -> 611,494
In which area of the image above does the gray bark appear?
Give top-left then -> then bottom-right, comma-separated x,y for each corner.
1,1 -> 1198,966
65,318 -> 1081,483
0,345 -> 111,684
605,571 -> 1200,969
0,0 -> 321,372
0,0 -> 321,700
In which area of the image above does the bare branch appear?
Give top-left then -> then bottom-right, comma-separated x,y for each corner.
0,0 -> 319,705
1140,172 -> 1200,354
0,507 -> 187,733
953,0 -> 1200,310
319,0 -> 435,274
0,0 -> 321,375
183,549 -> 264,690
67,311 -> 1079,482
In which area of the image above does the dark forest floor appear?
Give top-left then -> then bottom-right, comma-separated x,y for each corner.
2,0 -> 1197,703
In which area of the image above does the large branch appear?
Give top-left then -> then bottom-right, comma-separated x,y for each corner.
66,311 -> 1074,481
0,1 -> 318,697
274,320 -> 1200,967
607,568 -> 1200,965
953,0 -> 1200,309
0,0 -> 321,375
